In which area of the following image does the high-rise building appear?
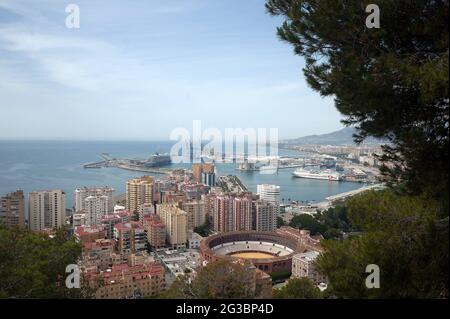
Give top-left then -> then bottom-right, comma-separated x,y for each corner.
73,213 -> 86,228
182,200 -> 206,230
162,191 -> 186,207
201,171 -> 216,187
157,204 -> 187,249
233,195 -> 253,231
143,215 -> 166,249
138,203 -> 155,224
100,210 -> 130,239
126,176 -> 154,214
114,222 -> 147,256
192,163 -> 215,184
84,195 -> 109,226
253,200 -> 277,232
213,194 -> 252,233
0,190 -> 25,228
74,187 -> 114,213
256,184 -> 281,212
29,190 -> 66,231
213,195 -> 234,233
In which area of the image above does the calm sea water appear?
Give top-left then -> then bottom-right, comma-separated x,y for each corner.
0,141 -> 362,210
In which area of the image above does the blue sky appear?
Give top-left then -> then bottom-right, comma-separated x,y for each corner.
0,0 -> 344,140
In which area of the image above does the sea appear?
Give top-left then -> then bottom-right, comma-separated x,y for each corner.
0,140 -> 363,211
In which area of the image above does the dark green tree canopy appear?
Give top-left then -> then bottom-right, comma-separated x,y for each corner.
266,0 -> 449,203
274,277 -> 323,299
0,226 -> 92,299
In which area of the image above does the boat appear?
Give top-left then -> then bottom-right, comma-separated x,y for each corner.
258,165 -> 278,175
292,168 -> 341,181
145,153 -> 172,167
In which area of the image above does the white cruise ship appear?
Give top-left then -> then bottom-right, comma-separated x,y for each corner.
292,168 -> 341,181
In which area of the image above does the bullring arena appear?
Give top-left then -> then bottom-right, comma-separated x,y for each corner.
200,231 -> 303,274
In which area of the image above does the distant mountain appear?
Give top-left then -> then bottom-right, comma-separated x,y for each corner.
282,127 -> 383,145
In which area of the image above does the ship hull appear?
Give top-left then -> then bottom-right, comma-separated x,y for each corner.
292,172 -> 341,181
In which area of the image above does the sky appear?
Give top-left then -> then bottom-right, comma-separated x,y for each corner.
0,0 -> 344,141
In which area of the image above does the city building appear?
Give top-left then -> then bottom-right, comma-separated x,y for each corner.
126,176 -> 154,214
74,225 -> 107,244
182,200 -> 206,230
256,184 -> 281,212
143,215 -> 166,249
182,183 -> 210,200
157,204 -> 187,249
188,231 -> 203,249
114,222 -> 147,256
158,249 -> 201,279
138,203 -> 155,224
213,194 -> 253,233
233,195 -> 253,232
253,200 -> 277,232
72,213 -> 86,228
202,171 -> 216,187
213,195 -> 234,233
292,251 -> 327,284
82,238 -> 116,270
161,191 -> 186,207
100,210 -> 130,239
277,227 -> 323,252
0,190 -> 25,228
192,163 -> 215,184
85,262 -> 166,299
29,190 -> 66,232
84,195 -> 109,226
74,187 -> 114,213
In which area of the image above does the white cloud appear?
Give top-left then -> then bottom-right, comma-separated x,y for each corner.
0,28 -> 111,52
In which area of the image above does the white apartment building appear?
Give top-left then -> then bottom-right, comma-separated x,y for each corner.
74,186 -> 115,213
257,184 -> 281,212
292,250 -> 327,284
85,195 -> 109,226
73,213 -> 86,227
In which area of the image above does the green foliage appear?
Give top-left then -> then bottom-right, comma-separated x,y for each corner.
276,216 -> 286,228
316,205 -> 357,239
316,190 -> 449,298
266,0 -> 449,203
270,270 -> 292,283
162,259 -> 271,299
273,278 -> 322,299
0,225 -> 90,299
289,206 -> 356,239
289,214 -> 326,235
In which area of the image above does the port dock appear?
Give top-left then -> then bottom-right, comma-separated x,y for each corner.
83,153 -> 173,175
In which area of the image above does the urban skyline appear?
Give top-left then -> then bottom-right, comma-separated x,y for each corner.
0,0 -> 447,304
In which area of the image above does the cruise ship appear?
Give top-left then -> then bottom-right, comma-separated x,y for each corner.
145,153 -> 172,167
292,168 -> 341,181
